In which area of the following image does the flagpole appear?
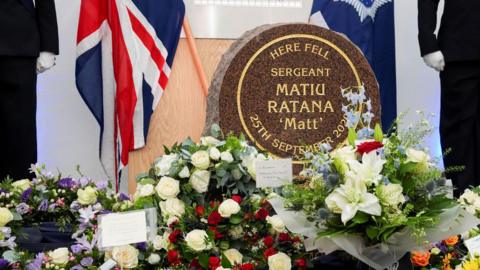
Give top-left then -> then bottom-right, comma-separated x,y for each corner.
183,17 -> 209,97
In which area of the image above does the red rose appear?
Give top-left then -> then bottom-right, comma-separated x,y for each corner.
357,141 -> 384,155
209,200 -> 219,208
195,205 -> 205,216
167,250 -> 181,265
208,211 -> 222,225
190,259 -> 202,270
241,263 -> 255,270
263,247 -> 277,259
295,258 -> 307,268
232,195 -> 242,204
255,208 -> 269,220
263,235 -> 274,247
168,229 -> 182,243
209,256 -> 221,270
278,232 -> 292,242
209,226 -> 224,239
292,236 -> 301,243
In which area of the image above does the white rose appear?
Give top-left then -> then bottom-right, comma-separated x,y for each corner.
221,151 -> 234,163
377,183 -> 405,207
224,248 -> 243,265
228,225 -> 244,240
0,208 -> 13,227
201,136 -> 220,146
11,179 -> 31,191
268,252 -> 292,270
153,232 -> 170,250
231,168 -> 242,180
209,147 -> 221,161
331,146 -> 356,173
135,184 -> 155,198
266,215 -> 286,233
216,268 -> 231,270
77,186 -> 98,205
185,229 -> 211,251
112,245 -> 139,269
160,198 -> 185,218
147,253 -> 161,265
218,199 -> 241,218
48,247 -> 69,265
459,189 -> 480,205
190,170 -> 211,193
178,166 -> 190,178
191,150 -> 210,169
155,177 -> 180,200
406,148 -> 431,165
154,154 -> 178,176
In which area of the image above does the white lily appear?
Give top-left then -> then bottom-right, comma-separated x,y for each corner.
346,151 -> 386,186
325,178 -> 381,224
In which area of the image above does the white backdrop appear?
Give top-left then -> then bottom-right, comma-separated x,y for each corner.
36,0 -> 445,189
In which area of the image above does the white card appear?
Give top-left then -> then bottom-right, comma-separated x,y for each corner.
465,235 -> 480,255
99,210 -> 148,248
255,158 -> 293,188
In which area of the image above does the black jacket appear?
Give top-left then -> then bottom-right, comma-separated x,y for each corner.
0,0 -> 59,57
418,0 -> 480,62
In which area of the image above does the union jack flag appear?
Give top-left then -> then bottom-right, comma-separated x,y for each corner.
75,0 -> 185,190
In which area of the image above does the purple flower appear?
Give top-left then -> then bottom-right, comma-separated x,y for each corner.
21,188 -> 33,202
80,257 -> 93,266
0,259 -> 9,269
58,178 -> 74,189
70,244 -> 84,254
38,199 -> 49,212
70,265 -> 84,270
136,242 -> 147,251
95,181 -> 108,190
48,203 -> 57,211
118,192 -> 130,202
26,253 -> 44,270
16,203 -> 30,215
79,177 -> 90,187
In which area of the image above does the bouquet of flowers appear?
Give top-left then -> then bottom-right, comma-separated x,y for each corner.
132,131 -> 311,269
272,113 -> 478,269
411,186 -> 480,270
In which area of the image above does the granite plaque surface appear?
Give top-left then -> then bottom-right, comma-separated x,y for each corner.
206,24 -> 381,163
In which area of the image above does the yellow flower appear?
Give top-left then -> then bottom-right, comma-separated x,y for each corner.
442,253 -> 452,270
462,257 -> 480,270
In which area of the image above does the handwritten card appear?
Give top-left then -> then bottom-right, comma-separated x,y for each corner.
465,235 -> 480,256
99,210 -> 148,248
256,158 -> 293,188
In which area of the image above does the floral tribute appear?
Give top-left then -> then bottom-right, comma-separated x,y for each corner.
275,112 -> 476,269
0,129 -> 310,269
411,186 -> 480,270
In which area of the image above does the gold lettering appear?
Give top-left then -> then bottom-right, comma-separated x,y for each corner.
268,101 -> 278,113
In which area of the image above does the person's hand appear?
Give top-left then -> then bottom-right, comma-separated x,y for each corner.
423,51 -> 445,72
36,52 -> 56,73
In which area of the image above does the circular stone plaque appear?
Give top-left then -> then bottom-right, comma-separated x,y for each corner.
206,24 -> 381,163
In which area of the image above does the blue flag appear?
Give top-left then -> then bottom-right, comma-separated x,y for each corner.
310,0 -> 396,129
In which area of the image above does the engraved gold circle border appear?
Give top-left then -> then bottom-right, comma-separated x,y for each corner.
237,34 -> 362,163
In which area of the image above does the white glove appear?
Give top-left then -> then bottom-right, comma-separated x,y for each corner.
36,52 -> 56,74
422,51 -> 445,72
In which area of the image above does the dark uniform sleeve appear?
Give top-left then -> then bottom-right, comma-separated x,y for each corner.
418,0 -> 441,56
36,0 -> 59,54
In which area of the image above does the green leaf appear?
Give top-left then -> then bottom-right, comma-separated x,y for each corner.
366,226 -> 379,240
374,123 -> 384,142
211,124 -> 221,138
139,178 -> 156,185
352,212 -> 369,224
229,214 -> 243,225
348,128 -> 357,147
221,254 -> 233,268
135,173 -> 149,182
12,212 -> 22,221
198,253 -> 209,269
